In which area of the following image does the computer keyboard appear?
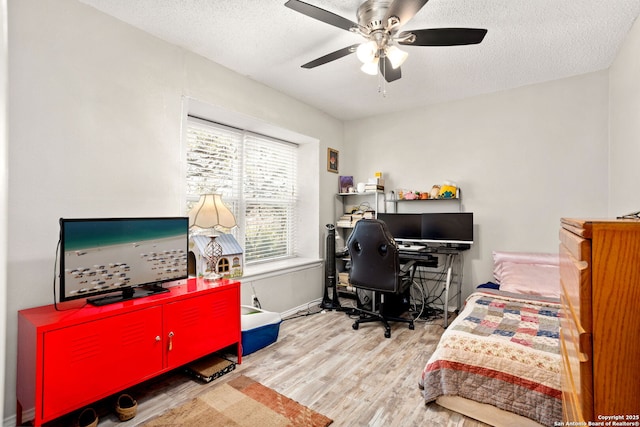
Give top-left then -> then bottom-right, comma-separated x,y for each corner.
398,245 -> 427,252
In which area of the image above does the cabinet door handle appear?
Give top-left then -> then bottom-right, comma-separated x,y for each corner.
155,336 -> 161,342
168,331 -> 174,351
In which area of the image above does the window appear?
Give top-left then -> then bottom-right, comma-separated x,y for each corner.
217,258 -> 230,273
186,116 -> 298,264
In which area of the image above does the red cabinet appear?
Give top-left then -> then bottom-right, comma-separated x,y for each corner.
43,305 -> 164,421
17,278 -> 240,427
164,288 -> 239,369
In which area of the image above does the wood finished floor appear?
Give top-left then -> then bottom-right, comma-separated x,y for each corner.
48,303 -> 491,427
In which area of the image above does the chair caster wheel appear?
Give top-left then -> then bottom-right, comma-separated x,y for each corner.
409,323 -> 415,330
384,330 -> 391,338
352,322 -> 359,330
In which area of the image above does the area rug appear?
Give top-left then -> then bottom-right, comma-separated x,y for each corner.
143,375 -> 333,427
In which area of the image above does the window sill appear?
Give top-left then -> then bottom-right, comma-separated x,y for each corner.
242,257 -> 323,281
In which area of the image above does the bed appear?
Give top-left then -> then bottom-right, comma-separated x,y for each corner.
419,252 -> 563,427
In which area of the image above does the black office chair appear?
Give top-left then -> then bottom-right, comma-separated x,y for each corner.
347,218 -> 415,338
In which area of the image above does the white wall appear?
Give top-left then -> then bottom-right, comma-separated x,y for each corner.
6,0 -> 343,420
241,264 -> 324,314
344,71 -> 611,297
0,0 -> 7,423
609,13 -> 640,215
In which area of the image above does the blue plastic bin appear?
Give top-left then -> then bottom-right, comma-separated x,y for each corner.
241,305 -> 282,356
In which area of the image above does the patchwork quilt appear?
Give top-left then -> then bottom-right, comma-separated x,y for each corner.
419,289 -> 562,426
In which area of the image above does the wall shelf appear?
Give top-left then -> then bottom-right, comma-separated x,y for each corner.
387,189 -> 462,213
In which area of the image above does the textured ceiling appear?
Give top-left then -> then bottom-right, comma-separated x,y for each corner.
79,0 -> 640,120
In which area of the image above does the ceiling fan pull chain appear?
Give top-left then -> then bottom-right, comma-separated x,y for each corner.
379,58 -> 387,97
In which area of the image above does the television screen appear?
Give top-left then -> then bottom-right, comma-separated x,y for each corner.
60,217 -> 189,305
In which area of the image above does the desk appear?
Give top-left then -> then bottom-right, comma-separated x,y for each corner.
399,246 -> 468,328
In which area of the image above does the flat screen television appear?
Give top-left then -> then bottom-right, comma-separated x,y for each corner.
59,217 -> 189,306
377,212 -> 474,247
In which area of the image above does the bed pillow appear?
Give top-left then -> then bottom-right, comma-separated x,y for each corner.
492,251 -> 558,282
492,251 -> 560,298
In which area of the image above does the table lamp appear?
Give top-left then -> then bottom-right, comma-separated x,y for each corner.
188,194 -> 237,280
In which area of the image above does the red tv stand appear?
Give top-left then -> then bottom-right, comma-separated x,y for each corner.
17,278 -> 241,427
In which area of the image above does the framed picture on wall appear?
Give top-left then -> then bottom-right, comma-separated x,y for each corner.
327,148 -> 339,173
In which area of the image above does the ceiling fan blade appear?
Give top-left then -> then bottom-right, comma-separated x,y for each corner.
285,0 -> 357,32
379,57 -> 402,82
399,28 -> 488,46
384,0 -> 429,29
301,44 -> 359,69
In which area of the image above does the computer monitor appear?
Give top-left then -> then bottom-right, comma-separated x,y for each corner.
421,213 -> 473,245
377,213 -> 422,242
377,212 -> 473,246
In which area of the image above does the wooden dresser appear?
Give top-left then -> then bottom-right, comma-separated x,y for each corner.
559,218 -> 640,423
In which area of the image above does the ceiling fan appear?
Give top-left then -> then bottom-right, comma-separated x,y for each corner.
285,0 -> 487,83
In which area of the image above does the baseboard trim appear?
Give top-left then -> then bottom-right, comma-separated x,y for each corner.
280,298 -> 323,319
5,412 -> 20,427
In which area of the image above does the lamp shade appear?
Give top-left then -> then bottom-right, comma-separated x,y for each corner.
386,45 -> 408,69
356,40 -> 378,64
189,194 -> 237,230
361,58 -> 379,75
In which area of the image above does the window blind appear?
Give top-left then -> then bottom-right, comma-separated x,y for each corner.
186,116 -> 298,263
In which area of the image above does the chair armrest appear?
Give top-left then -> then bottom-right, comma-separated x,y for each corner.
400,260 -> 416,274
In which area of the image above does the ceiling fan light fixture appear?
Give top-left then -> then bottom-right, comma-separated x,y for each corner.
356,40 -> 378,64
386,45 -> 408,69
285,0 -> 488,86
360,58 -> 379,75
